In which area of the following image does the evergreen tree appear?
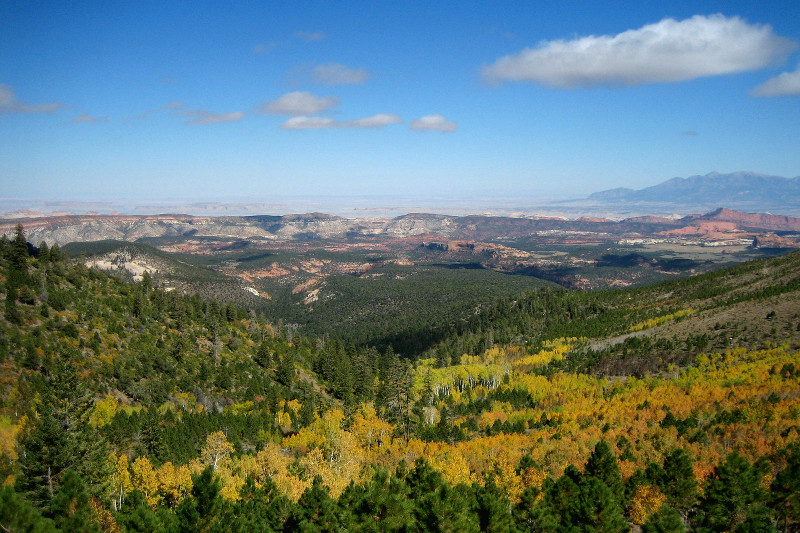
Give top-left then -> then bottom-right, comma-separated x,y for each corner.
37,241 -> 49,262
585,440 -> 624,506
697,453 -> 772,533
0,484 -> 56,533
642,504 -> 685,533
115,489 -> 178,533
221,477 -> 293,533
414,482 -> 479,533
255,340 -> 273,369
770,444 -> 800,532
4,285 -> 21,324
17,353 -> 112,510
734,507 -> 778,533
514,483 -> 559,533
49,469 -> 102,533
567,476 -> 628,533
472,476 -> 517,533
177,466 -> 223,533
48,243 -> 62,262
348,468 -> 414,532
286,475 -> 340,532
662,448 -> 698,517
10,224 -> 30,275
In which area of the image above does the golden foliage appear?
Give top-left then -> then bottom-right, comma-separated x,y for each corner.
201,430 -> 234,471
629,484 -> 666,525
130,456 -> 160,506
629,308 -> 694,332
90,395 -> 118,428
155,462 -> 192,506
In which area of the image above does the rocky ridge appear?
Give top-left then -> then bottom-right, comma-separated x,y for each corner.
2,208 -> 800,248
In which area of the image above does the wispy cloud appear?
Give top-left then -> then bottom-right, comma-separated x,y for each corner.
682,130 -> 698,136
71,113 -> 108,124
482,14 -> 797,88
311,63 -> 371,85
281,113 -> 402,130
135,101 -> 245,124
750,63 -> 800,97
0,84 -> 64,114
182,108 -> 246,125
409,114 -> 458,132
346,114 -> 402,128
295,30 -> 325,42
258,91 -> 340,115
253,43 -> 276,54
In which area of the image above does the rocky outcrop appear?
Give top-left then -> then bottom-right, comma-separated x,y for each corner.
692,208 -> 800,232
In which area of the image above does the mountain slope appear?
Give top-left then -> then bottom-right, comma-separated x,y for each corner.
427,249 -> 800,375
1,227 -> 799,531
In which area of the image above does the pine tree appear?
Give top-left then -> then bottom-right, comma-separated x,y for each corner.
770,444 -> 800,532
17,353 -> 112,510
642,504 -> 685,533
697,453 -> 771,533
567,476 -> 628,533
176,466 -> 223,533
0,484 -> 56,533
221,477 -> 294,533
585,440 -> 624,506
49,469 -> 103,532
286,475 -> 339,532
10,224 -> 30,275
662,448 -> 697,517
348,468 -> 414,531
472,476 -> 517,533
116,489 -> 178,533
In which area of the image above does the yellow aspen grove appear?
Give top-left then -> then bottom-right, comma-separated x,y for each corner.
428,448 -> 475,487
108,453 -> 132,511
155,462 -> 192,507
130,456 -> 159,506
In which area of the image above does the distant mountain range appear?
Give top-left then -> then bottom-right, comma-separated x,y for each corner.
587,171 -> 800,214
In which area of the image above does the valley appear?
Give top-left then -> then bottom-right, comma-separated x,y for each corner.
3,206 -> 796,354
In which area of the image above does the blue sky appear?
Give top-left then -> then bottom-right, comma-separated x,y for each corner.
2,1 -> 799,206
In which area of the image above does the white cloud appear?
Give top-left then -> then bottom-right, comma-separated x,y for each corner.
311,63 -> 371,85
280,116 -> 337,130
750,64 -> 800,96
482,14 -> 797,88
409,114 -> 458,132
0,83 -> 63,114
258,91 -> 340,115
280,113 -> 403,130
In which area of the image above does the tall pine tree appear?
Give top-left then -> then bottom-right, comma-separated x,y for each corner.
17,352 -> 112,511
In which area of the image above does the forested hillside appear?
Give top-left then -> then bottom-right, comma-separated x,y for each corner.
1,224 -> 799,532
